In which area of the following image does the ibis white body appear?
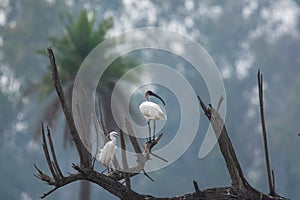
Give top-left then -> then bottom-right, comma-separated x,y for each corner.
97,131 -> 118,168
139,101 -> 167,122
140,90 -> 167,142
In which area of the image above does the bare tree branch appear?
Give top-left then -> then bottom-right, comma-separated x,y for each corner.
197,96 -> 247,189
193,180 -> 202,195
120,129 -> 131,191
196,96 -> 288,200
41,123 -> 57,181
149,152 -> 168,163
216,95 -> 224,112
46,126 -> 64,179
258,69 -> 275,196
272,170 -> 275,193
98,96 -> 108,137
47,47 -> 91,168
39,172 -> 84,199
107,133 -> 163,181
34,164 -> 54,185
126,119 -> 142,154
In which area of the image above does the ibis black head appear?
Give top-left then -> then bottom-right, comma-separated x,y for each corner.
145,90 -> 165,105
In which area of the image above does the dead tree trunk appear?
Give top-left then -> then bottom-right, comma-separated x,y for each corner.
34,48 -> 288,200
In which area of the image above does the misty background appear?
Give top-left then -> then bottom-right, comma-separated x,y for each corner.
1,0 -> 300,199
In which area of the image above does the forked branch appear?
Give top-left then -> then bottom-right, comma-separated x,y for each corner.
197,95 -> 287,200
34,124 -> 82,198
36,48 -> 165,199
197,96 -> 247,189
107,132 -> 164,181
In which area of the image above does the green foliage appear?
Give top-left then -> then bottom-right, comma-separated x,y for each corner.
38,9 -> 114,96
33,8 -> 140,146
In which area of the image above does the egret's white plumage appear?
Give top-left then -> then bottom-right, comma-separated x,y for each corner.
97,131 -> 118,169
139,90 -> 167,142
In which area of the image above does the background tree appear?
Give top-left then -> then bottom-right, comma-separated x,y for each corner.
31,9 -> 139,200
33,9 -> 113,143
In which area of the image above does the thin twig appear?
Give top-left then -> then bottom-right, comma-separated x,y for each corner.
197,96 -> 211,119
216,95 -> 224,112
144,133 -> 163,153
41,123 -> 57,181
258,69 -> 274,196
120,129 -> 131,191
39,172 -> 85,199
98,96 -> 108,137
40,187 -> 59,199
92,112 -> 101,168
51,161 -> 61,179
142,169 -> 154,182
149,152 -> 168,163
272,170 -> 275,194
47,126 -> 64,178
97,96 -> 109,143
33,164 -> 54,184
126,119 -> 142,154
76,102 -> 86,141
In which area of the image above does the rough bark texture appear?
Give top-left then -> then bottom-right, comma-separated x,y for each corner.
34,49 -> 288,200
47,48 -> 92,169
198,97 -> 246,188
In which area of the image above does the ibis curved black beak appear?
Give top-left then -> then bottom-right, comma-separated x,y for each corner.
145,90 -> 165,106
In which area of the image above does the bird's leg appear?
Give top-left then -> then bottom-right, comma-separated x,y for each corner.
110,165 -> 114,172
147,120 -> 151,142
108,164 -> 114,173
153,120 -> 156,141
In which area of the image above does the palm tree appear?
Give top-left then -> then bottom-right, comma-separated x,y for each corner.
32,9 -> 138,200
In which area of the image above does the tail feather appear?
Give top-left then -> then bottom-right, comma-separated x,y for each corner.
159,111 -> 167,120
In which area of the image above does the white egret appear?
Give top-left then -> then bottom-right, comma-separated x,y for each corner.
97,131 -> 118,173
139,90 -> 167,142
